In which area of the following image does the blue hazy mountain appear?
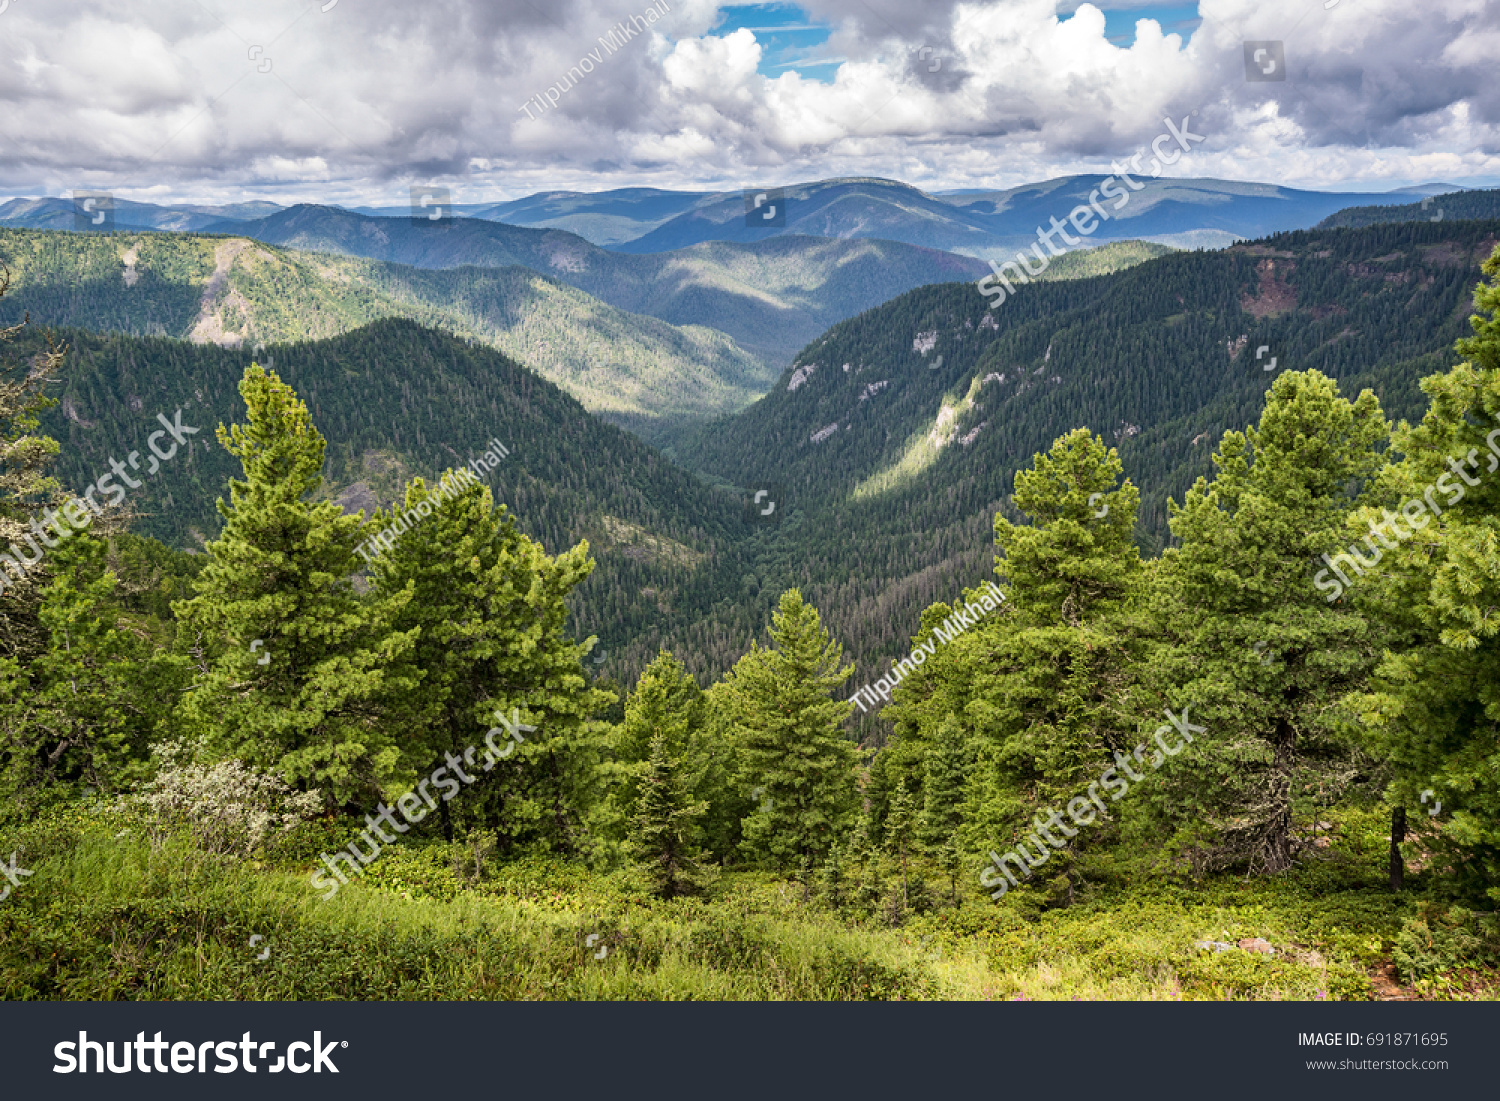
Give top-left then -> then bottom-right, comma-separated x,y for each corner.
614,176 -> 1465,255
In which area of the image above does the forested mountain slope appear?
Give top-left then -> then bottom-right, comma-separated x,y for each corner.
1316,188 -> 1500,229
195,204 -> 992,366
671,219 -> 1500,728
0,228 -> 770,448
687,217 -> 1496,528
21,318 -> 747,674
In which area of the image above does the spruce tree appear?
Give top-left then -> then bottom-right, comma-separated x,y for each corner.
847,809 -> 885,913
597,651 -> 703,861
628,731 -> 715,899
720,589 -> 859,876
885,776 -> 918,912
697,680 -> 751,863
174,365 -> 420,803
921,715 -> 968,905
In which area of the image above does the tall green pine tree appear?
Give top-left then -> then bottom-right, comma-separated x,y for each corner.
1352,245 -> 1500,902
175,365 -> 420,803
1146,371 -> 1388,873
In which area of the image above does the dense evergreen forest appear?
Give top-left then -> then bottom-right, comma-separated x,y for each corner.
0,220 -> 1497,1002
677,218 -> 1500,732
0,227 -> 774,449
1317,188 -> 1500,229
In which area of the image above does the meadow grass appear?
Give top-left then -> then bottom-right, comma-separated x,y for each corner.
0,802 -> 1493,1002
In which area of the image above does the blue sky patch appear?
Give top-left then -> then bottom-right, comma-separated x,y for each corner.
1082,3 -> 1203,47
714,3 -> 839,81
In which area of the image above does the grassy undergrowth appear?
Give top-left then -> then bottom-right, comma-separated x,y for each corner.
0,802 -> 1494,1002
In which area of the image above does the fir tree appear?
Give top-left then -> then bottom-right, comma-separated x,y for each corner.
596,651 -> 704,861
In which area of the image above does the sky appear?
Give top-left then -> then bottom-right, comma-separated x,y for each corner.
0,0 -> 1496,207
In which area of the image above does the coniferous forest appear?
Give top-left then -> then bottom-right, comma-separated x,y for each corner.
3,224 -> 1498,1004
10,7 -> 1500,1097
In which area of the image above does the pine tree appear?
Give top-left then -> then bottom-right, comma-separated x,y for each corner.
174,365 -> 421,803
628,731 -> 715,899
1352,244 -> 1500,903
369,470 -> 613,848
720,589 -> 859,877
897,430 -> 1142,902
1146,370 -> 1388,874
969,430 -> 1145,890
0,533 -> 185,801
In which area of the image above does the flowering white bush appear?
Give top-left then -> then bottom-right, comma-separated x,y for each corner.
130,740 -> 323,856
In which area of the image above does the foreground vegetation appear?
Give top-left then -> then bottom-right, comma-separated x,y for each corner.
2,242 -> 1499,1003
1,800 -> 1493,1001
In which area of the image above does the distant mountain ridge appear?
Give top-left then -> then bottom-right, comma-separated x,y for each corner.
3,175 -> 1465,257
185,204 -> 997,368
614,176 -> 1464,257
435,177 -> 1470,255
0,196 -> 282,232
468,188 -> 716,246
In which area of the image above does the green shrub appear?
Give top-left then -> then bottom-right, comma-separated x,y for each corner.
1394,905 -> 1500,982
